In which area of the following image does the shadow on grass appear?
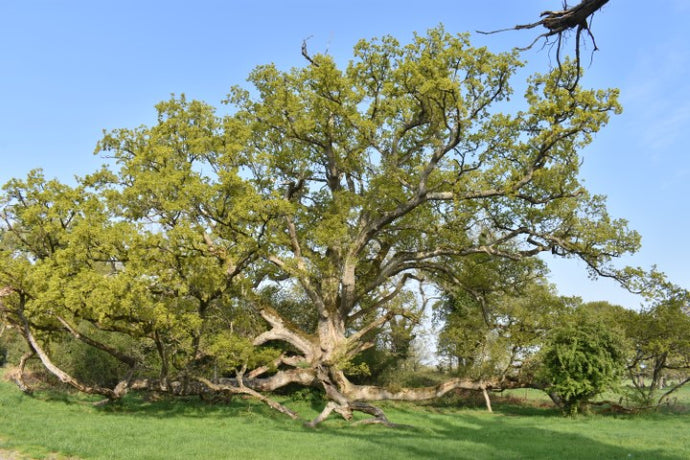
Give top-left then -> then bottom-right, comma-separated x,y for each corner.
15,380 -> 688,460
95,393 -> 280,420
3,379 -> 688,460
310,408 -> 688,460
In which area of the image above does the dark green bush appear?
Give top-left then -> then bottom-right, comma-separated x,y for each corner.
539,317 -> 626,415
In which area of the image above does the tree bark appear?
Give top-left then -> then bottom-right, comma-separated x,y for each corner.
193,376 -> 299,420
9,351 -> 35,394
482,388 -> 493,413
340,377 -> 493,401
20,318 -> 119,398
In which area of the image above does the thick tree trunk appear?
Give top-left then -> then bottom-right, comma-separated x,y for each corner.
251,300 -> 508,425
316,314 -> 346,365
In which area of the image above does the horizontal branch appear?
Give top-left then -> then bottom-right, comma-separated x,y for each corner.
343,377 -> 494,401
238,368 -> 317,392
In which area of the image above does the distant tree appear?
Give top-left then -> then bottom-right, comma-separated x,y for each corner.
624,296 -> 690,406
433,255 -> 568,384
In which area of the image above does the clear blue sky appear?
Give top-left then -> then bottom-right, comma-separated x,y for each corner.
1,1 -> 688,309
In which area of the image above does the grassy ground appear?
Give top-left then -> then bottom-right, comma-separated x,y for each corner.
0,374 -> 689,459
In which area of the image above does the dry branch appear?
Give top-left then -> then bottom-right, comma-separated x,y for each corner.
478,0 -> 610,90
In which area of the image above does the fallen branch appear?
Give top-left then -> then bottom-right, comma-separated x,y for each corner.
193,375 -> 299,420
588,400 -> 639,414
18,310 -> 120,399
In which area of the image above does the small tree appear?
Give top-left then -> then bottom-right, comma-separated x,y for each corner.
539,315 -> 626,415
624,296 -> 690,406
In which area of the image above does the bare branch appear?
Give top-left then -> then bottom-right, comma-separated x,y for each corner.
56,316 -> 137,368
478,0 -> 610,90
252,306 -> 316,361
301,35 -> 318,66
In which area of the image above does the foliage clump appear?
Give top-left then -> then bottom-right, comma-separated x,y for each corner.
539,315 -> 626,415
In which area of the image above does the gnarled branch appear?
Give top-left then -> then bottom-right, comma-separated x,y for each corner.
478,0 -> 610,90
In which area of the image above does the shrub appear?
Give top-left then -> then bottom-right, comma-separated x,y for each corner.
539,318 -> 626,415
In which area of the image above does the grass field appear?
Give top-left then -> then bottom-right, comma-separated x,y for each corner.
1,373 -> 689,459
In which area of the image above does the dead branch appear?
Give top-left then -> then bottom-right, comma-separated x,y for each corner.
478,0 -> 610,90
301,35 -> 318,66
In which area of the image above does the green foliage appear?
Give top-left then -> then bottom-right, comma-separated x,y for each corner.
55,340 -> 125,388
539,316 -> 627,415
50,323 -> 145,387
433,254 -> 568,381
287,386 -> 326,404
0,326 -> 26,368
347,307 -> 419,384
622,294 -> 690,406
205,332 -> 280,374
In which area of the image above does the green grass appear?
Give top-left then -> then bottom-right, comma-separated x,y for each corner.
0,375 -> 689,459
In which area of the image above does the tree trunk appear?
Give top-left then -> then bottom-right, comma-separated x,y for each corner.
548,391 -> 564,408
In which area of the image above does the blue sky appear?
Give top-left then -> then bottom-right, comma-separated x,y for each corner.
1,1 -> 688,308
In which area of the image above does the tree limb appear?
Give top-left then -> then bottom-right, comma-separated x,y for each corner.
478,0 -> 610,90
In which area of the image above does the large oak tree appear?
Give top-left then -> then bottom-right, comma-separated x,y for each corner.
1,26 -> 641,425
